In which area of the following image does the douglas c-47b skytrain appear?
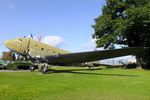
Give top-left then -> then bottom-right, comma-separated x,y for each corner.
4,37 -> 147,73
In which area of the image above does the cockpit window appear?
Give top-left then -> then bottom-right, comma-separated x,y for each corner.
18,39 -> 22,43
14,39 -> 22,43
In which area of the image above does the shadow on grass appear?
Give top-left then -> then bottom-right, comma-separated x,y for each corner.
46,68 -> 139,77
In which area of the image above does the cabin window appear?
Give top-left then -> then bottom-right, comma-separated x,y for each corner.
14,39 -> 22,42
41,48 -> 44,50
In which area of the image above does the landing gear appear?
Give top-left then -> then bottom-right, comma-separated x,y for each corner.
88,66 -> 91,70
85,62 -> 93,70
40,64 -> 48,74
30,65 -> 35,72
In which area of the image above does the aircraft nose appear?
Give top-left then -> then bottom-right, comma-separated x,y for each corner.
4,40 -> 9,46
4,40 -> 11,48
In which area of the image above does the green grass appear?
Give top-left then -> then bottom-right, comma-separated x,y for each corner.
0,67 -> 150,100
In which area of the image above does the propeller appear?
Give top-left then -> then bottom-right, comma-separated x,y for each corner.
23,39 -> 32,61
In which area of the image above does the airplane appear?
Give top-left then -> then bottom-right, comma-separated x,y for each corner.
4,37 -> 147,73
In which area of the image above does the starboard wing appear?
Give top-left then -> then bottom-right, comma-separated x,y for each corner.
45,47 -> 147,65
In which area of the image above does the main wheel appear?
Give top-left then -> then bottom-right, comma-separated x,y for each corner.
40,66 -> 48,74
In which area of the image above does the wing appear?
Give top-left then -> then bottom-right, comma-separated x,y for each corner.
45,47 -> 146,65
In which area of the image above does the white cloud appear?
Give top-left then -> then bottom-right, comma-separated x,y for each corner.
82,39 -> 96,51
42,35 -> 64,47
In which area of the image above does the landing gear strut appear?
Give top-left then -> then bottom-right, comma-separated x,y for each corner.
88,66 -> 91,70
40,64 -> 48,74
30,65 -> 35,72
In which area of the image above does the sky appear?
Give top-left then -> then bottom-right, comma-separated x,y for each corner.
0,0 -> 106,54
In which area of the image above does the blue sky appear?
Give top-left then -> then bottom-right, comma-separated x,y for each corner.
0,0 -> 106,54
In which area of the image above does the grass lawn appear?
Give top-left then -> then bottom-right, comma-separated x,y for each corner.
0,67 -> 150,100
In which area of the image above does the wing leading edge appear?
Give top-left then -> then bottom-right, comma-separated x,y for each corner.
45,47 -> 146,65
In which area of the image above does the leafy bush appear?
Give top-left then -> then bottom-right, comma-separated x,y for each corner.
6,63 -> 17,70
6,61 -> 32,70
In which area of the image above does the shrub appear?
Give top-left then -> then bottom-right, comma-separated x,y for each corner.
6,61 -> 33,70
6,63 -> 17,70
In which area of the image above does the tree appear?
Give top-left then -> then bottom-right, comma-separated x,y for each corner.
92,0 -> 150,69
1,51 -> 16,61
